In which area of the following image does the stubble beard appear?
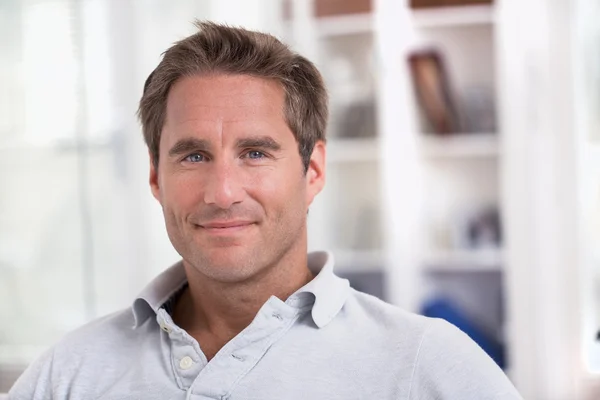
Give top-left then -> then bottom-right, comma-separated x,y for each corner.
169,206 -> 308,285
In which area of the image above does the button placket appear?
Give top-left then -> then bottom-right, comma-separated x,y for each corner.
179,356 -> 195,370
188,300 -> 299,398
157,310 -> 175,335
159,321 -> 172,334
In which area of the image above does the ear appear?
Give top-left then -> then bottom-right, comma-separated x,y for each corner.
149,152 -> 161,203
305,140 -> 326,206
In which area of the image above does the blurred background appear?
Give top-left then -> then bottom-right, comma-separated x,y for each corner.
0,0 -> 599,398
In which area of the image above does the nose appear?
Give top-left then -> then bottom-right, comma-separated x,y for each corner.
203,159 -> 246,209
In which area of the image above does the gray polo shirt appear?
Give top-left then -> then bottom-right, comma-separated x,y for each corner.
9,252 -> 521,399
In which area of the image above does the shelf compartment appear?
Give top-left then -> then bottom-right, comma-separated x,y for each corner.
332,249 -> 384,273
422,248 -> 503,272
419,133 -> 499,158
412,4 -> 495,28
327,138 -> 379,163
316,13 -> 373,37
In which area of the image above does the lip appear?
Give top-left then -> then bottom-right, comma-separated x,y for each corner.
200,220 -> 255,229
197,221 -> 256,236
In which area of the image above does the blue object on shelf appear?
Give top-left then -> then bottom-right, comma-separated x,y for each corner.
421,297 -> 506,369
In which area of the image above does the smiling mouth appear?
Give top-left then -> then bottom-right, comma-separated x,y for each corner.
198,221 -> 256,234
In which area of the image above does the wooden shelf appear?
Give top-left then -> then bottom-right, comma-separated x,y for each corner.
419,133 -> 499,158
316,13 -> 373,37
412,4 -> 495,28
422,248 -> 503,272
327,137 -> 379,163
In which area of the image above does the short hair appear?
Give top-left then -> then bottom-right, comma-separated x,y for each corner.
138,21 -> 328,172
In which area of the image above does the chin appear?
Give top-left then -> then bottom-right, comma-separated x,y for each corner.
189,247 -> 263,283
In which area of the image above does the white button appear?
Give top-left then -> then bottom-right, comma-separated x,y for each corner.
179,356 -> 194,370
159,322 -> 172,333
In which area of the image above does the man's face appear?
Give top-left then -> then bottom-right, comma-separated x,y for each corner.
150,74 -> 325,283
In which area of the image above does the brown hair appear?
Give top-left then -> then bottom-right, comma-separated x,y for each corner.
138,21 -> 328,172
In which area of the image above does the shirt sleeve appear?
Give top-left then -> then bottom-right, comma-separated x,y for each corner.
408,318 -> 522,400
7,347 -> 55,400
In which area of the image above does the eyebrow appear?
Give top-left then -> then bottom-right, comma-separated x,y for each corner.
168,138 -> 211,158
236,136 -> 282,152
167,136 -> 282,158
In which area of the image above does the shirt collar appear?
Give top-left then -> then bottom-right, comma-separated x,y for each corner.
131,251 -> 349,329
289,251 -> 350,328
131,260 -> 187,328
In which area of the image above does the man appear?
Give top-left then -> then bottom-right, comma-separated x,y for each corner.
9,22 -> 521,399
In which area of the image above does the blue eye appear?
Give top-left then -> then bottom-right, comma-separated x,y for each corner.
247,151 -> 265,159
185,153 -> 204,163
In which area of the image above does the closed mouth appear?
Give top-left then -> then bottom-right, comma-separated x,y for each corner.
200,220 -> 254,229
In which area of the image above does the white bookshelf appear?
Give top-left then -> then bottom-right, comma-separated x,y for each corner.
288,1 -> 507,362
419,133 -> 499,158
375,0 -> 511,385
327,138 -> 379,163
377,0 -> 596,398
280,0 -> 596,396
316,13 -> 373,37
422,248 -> 503,272
411,4 -> 495,28
394,2 -> 500,304
333,249 -> 384,273
287,0 -> 383,274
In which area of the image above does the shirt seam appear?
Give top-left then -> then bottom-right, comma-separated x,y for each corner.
223,310 -> 303,398
169,332 -> 186,390
48,344 -> 57,397
407,319 -> 433,400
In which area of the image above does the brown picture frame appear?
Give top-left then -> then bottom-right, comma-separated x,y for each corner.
408,50 -> 461,135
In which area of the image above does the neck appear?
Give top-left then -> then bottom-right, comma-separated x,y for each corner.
172,248 -> 313,354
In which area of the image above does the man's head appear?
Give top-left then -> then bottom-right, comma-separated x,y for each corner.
138,22 -> 328,283
139,21 -> 328,172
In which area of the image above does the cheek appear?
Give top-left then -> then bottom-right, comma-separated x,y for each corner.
250,167 -> 306,210
161,173 -> 205,212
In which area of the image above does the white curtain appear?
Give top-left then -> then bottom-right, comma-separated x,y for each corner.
0,0 -> 284,392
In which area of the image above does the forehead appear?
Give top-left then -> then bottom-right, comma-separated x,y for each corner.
164,74 -> 287,132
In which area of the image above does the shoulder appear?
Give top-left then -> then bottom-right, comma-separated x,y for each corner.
53,306 -> 151,368
409,317 -> 522,399
332,289 -> 432,362
63,306 -> 138,343
8,307 -> 147,399
338,290 -> 521,399
342,288 -> 431,336
50,307 -> 140,360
